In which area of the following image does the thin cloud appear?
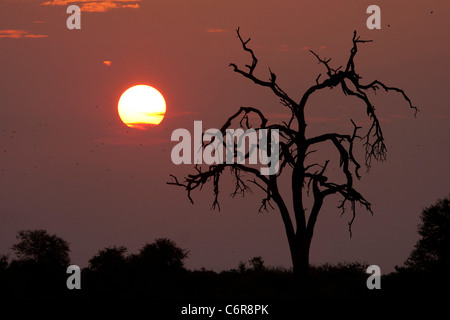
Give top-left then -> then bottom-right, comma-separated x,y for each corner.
390,114 -> 409,119
306,116 -> 341,123
206,28 -> 229,33
277,44 -> 289,53
0,30 -> 48,39
165,111 -> 199,119
300,45 -> 326,51
265,112 -> 291,120
94,136 -> 169,146
41,0 -> 141,12
379,114 -> 412,123
265,112 -> 341,123
433,114 -> 450,120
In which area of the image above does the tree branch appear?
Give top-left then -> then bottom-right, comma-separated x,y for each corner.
229,28 -> 299,115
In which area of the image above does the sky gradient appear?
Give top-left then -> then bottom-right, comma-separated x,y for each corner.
0,0 -> 449,274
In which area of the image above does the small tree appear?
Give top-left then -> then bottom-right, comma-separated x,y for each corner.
249,256 -> 265,272
11,229 -> 70,268
89,246 -> 128,272
237,261 -> 247,273
131,238 -> 189,271
0,255 -> 8,271
405,196 -> 450,272
169,29 -> 417,285
8,230 -> 70,296
87,245 -> 129,294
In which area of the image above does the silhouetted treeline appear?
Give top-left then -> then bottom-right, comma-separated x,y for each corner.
0,239 -> 447,301
1,196 -> 449,300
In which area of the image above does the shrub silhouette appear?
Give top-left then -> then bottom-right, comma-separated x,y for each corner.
404,196 -> 450,273
12,229 -> 70,268
129,238 -> 189,272
89,246 -> 128,273
6,229 -> 70,298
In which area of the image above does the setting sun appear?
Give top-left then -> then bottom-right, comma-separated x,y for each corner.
118,85 -> 166,129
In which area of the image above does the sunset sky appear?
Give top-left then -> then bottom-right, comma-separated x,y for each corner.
0,0 -> 449,274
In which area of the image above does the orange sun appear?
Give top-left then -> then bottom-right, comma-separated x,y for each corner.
118,85 -> 166,129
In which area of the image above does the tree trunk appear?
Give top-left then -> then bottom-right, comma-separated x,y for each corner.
290,232 -> 312,295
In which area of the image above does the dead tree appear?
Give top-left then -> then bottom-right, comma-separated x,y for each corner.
168,29 -> 417,286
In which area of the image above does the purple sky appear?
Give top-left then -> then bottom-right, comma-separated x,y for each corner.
0,0 -> 449,274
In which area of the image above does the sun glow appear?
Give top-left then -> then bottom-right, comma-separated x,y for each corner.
118,85 -> 166,129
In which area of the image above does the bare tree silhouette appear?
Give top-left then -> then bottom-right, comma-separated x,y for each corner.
169,28 -> 417,287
